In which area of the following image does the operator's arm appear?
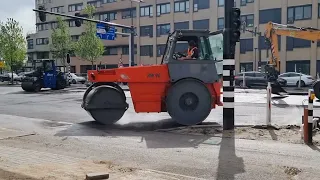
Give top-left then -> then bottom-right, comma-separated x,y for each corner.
191,48 -> 199,59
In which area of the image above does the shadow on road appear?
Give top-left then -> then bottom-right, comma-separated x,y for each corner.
268,129 -> 278,140
216,130 -> 245,180
54,118 -> 213,149
308,144 -> 320,152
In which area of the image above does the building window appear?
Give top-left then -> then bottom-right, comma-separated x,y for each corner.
140,25 -> 153,37
240,62 -> 253,72
27,39 -> 33,49
121,8 -> 136,19
174,1 -> 189,13
140,45 -> 153,57
259,35 -> 281,50
240,39 -> 253,54
318,3 -> 320,18
287,5 -> 312,23
140,6 -> 153,17
193,0 -> 209,12
71,35 -> 80,41
37,23 -> 48,31
259,8 -> 282,24
286,60 -> 310,75
101,0 -> 116,4
286,37 -> 311,50
122,27 -> 137,37
217,18 -> 224,30
51,6 -> 64,13
157,3 -> 170,16
174,21 -> 189,30
51,22 -> 58,29
87,1 -> 101,8
36,38 -> 49,45
218,0 -> 224,7
122,46 -> 129,55
36,52 -> 50,59
157,24 -> 170,36
68,3 -> 83,12
193,19 -> 209,30
103,47 -> 118,55
121,45 -> 137,55
241,0 -> 254,6
157,44 -> 166,57
99,12 -> 117,21
69,20 -> 76,27
241,14 -> 254,27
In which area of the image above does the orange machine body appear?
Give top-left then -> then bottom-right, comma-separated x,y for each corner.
88,65 -> 222,113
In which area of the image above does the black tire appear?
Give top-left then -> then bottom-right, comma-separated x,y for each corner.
166,79 -> 212,126
33,82 -> 41,92
296,80 -> 305,87
72,79 -> 77,84
313,81 -> 320,100
56,77 -> 66,90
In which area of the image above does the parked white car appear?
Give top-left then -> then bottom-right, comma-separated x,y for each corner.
278,72 -> 316,87
68,73 -> 86,84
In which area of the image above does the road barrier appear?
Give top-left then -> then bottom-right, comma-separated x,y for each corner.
266,82 -> 272,125
301,89 -> 315,145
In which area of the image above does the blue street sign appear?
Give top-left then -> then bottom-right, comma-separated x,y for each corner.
96,23 -> 116,40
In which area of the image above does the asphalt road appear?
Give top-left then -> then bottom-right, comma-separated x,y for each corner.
0,86 -> 317,126
1,86 -> 320,179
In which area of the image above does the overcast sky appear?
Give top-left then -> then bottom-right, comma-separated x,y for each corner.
0,0 -> 36,36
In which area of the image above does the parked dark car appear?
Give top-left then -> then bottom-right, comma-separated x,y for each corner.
235,71 -> 287,88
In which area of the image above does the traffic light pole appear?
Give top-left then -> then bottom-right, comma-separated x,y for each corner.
33,8 -> 136,67
130,28 -> 135,67
223,0 -> 237,130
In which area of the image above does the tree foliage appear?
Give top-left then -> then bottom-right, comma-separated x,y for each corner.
50,16 -> 74,70
74,5 -> 104,69
0,18 -> 26,83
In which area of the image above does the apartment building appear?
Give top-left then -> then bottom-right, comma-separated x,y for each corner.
27,0 -> 320,76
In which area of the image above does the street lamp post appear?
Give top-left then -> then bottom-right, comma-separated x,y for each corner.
129,0 -> 144,67
254,47 -> 257,71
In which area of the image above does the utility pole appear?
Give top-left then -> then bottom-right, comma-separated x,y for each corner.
223,0 -> 240,130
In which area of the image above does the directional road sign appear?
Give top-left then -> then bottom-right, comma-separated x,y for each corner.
96,23 -> 116,40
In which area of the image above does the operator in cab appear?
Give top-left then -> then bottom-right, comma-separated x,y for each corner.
179,40 -> 199,60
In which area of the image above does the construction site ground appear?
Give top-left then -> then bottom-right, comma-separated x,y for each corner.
1,86 -> 320,179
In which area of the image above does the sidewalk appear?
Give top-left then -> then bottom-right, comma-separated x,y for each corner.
0,142 -> 201,180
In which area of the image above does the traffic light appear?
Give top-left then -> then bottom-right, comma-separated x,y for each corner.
66,53 -> 71,64
230,8 -> 241,43
38,6 -> 46,22
75,13 -> 82,27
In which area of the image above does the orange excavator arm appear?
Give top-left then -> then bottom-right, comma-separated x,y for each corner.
264,21 -> 320,73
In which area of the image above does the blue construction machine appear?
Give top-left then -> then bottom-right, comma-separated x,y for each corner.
21,59 -> 67,92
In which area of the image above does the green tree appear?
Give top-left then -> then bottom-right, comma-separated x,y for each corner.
74,5 -> 104,70
0,18 -> 26,84
50,16 -> 74,72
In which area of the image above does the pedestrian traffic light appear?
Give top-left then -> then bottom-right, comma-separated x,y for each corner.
38,6 -> 46,22
230,8 -> 241,43
75,13 -> 82,27
66,53 -> 71,64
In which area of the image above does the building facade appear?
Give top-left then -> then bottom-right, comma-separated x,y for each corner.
27,0 -> 320,76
